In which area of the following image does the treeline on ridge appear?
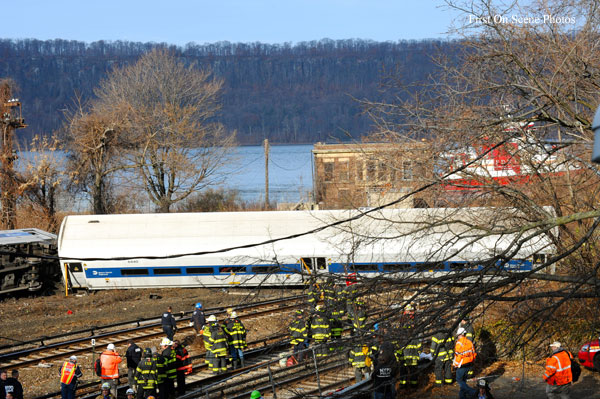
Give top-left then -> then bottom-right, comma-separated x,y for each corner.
0,38 -> 462,144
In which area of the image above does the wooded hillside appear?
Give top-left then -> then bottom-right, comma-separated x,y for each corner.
0,38 -> 461,144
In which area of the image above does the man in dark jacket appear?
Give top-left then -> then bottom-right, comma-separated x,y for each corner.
4,371 -> 22,399
161,307 -> 177,341
191,303 -> 205,334
126,341 -> 142,391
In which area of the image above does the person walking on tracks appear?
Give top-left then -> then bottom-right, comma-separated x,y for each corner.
224,311 -> 247,369
135,348 -> 158,399
161,307 -> 177,341
100,343 -> 122,399
203,315 -> 228,374
543,341 -> 573,399
59,356 -> 83,399
453,327 -> 477,399
190,303 -> 206,336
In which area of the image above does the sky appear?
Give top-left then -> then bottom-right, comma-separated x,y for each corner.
0,1 -> 460,46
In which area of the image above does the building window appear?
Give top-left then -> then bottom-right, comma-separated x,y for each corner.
356,161 -> 365,181
402,161 -> 413,180
338,188 -> 350,204
324,162 -> 334,182
339,159 -> 350,182
367,160 -> 377,181
378,161 -> 388,182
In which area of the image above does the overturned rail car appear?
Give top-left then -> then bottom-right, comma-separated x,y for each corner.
0,228 -> 59,294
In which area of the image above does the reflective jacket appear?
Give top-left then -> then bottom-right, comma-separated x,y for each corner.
100,350 -> 122,379
543,350 -> 573,386
153,353 -> 166,384
289,318 -> 308,345
135,356 -> 158,389
175,345 -> 192,375
203,322 -> 228,357
431,332 -> 454,362
162,347 -> 177,380
403,338 -> 422,366
224,317 -> 247,349
60,361 -> 82,385
348,305 -> 367,331
349,344 -> 371,368
453,336 -> 476,368
310,314 -> 330,342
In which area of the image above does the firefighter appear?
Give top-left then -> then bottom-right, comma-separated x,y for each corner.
173,340 -> 191,396
135,348 -> 158,399
328,307 -> 343,352
152,350 -> 165,399
453,327 -> 477,399
224,311 -> 247,369
307,278 -> 320,308
402,335 -> 422,387
159,338 -> 176,399
97,382 -> 113,399
310,305 -> 331,358
347,300 -> 367,335
59,355 -> 83,399
289,309 -> 309,362
348,340 -> 372,382
203,315 -> 228,374
430,330 -> 454,385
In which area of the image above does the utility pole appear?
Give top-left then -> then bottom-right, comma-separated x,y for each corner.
0,83 -> 26,229
264,138 -> 269,209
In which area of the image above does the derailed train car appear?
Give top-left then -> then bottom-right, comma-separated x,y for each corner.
57,208 -> 556,290
0,228 -> 59,294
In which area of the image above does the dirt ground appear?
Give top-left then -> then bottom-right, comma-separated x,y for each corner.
1,288 -> 599,398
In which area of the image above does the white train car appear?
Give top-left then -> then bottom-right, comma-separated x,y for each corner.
57,208 -> 555,290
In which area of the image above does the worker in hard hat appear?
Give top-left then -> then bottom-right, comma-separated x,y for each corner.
191,302 -> 206,335
159,337 -> 176,399
96,382 -> 113,399
310,305 -> 331,359
224,311 -> 247,369
453,327 -> 477,399
100,344 -> 122,398
203,315 -> 229,374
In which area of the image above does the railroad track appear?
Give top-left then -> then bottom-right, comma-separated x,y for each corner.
1,295 -> 307,371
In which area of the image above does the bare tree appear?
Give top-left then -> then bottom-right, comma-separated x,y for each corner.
63,98 -> 131,214
18,134 -> 66,231
94,49 -> 236,213
343,0 -> 600,361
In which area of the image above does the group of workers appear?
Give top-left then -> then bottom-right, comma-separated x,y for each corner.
55,281 -> 578,399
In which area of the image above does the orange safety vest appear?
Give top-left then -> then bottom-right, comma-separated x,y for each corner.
453,336 -> 476,367
60,361 -> 77,384
544,350 -> 573,386
100,350 -> 122,379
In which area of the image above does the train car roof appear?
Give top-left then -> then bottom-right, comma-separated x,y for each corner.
57,208 -> 556,261
0,228 -> 56,246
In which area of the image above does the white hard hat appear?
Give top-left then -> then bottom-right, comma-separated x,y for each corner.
231,311 -> 237,318
107,343 -> 115,350
126,388 -> 135,395
550,341 -> 561,347
160,338 -> 173,346
207,315 -> 217,322
69,355 -> 77,362
456,327 -> 466,336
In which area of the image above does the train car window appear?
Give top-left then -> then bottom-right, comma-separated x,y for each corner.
252,265 -> 280,274
300,258 -> 312,270
316,258 -> 327,270
448,262 -> 465,270
533,254 -> 546,264
355,263 -> 379,272
121,269 -> 149,276
219,266 -> 247,274
154,268 -> 182,275
415,262 -> 444,271
68,263 -> 83,272
383,263 -> 412,272
187,267 -> 214,275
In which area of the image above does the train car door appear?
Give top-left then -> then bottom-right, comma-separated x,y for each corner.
300,257 -> 327,281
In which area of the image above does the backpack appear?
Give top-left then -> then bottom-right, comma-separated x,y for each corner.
94,358 -> 102,377
571,357 -> 581,382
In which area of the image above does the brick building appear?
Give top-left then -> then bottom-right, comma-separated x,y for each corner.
312,142 -> 434,209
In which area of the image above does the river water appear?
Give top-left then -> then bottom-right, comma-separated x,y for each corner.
18,144 -> 315,212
